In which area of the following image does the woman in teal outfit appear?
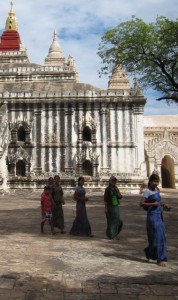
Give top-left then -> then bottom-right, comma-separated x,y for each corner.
104,176 -> 123,240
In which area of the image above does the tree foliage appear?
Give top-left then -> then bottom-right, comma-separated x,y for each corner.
98,16 -> 178,103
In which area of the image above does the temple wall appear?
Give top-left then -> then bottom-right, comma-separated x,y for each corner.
0,95 -> 147,192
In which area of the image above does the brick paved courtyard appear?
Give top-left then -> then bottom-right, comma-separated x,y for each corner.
0,189 -> 178,299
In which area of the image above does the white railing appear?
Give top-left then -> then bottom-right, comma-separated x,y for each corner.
0,90 -> 131,98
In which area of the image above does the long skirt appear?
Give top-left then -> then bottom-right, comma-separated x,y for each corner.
70,202 -> 92,236
144,212 -> 167,263
52,204 -> 64,230
106,205 -> 123,239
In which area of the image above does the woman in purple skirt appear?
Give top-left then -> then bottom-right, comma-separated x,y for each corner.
70,176 -> 93,237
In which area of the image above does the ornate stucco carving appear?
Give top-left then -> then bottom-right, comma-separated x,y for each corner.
10,119 -> 33,131
76,149 -> 100,164
88,149 -> 100,163
78,113 -> 98,131
8,146 -> 30,164
130,79 -> 143,96
145,128 -> 178,162
44,133 -> 58,144
155,141 -> 178,160
0,104 -> 9,153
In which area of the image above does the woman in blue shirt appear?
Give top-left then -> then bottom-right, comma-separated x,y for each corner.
140,174 -> 167,266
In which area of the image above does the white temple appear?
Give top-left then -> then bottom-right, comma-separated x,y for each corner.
0,3 -> 177,192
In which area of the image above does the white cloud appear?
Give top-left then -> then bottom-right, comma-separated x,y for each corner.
0,0 -> 177,115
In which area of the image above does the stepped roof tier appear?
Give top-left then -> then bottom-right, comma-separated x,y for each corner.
0,1 -> 21,51
0,81 -> 101,93
0,2 -> 29,63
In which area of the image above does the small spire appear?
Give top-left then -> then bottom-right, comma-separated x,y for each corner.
44,31 -> 65,66
5,1 -> 18,31
108,65 -> 130,90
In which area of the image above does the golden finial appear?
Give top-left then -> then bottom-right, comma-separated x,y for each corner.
53,31 -> 57,40
5,1 -> 18,31
10,1 -> 14,12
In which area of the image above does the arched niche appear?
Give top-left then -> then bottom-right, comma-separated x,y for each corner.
82,160 -> 93,176
82,126 -> 92,142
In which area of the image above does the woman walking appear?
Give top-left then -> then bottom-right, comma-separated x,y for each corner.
51,175 -> 66,234
70,176 -> 93,237
104,176 -> 123,240
140,173 -> 167,266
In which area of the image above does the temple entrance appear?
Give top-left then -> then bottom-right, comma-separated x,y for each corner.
161,155 -> 175,188
16,160 -> 26,176
82,160 -> 93,176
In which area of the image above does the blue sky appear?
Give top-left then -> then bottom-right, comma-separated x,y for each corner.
0,0 -> 178,115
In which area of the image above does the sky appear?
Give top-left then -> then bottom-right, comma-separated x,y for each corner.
0,0 -> 178,116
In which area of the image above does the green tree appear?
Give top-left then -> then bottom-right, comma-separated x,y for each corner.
98,16 -> 178,103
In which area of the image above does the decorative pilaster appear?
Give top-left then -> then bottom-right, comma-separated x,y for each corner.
64,105 -> 74,174
34,109 -> 42,173
100,106 -> 109,172
25,163 -> 31,176
76,150 -> 84,177
77,103 -> 83,145
133,104 -> 145,169
9,163 -> 15,176
11,130 -> 17,144
109,103 -> 116,143
25,131 -> 30,144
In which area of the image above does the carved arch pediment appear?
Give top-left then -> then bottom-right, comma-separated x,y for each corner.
145,128 -> 178,161
76,149 -> 100,164
146,139 -> 178,161
10,119 -> 32,131
78,113 -> 97,131
8,146 -> 30,164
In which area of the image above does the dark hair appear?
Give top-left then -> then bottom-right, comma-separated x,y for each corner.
48,177 -> 53,181
148,174 -> 160,188
78,176 -> 84,185
44,185 -> 51,190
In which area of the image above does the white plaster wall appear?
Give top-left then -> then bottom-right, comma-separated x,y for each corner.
110,147 -> 135,173
133,113 -> 145,169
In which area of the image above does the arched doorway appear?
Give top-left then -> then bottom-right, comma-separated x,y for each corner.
16,160 -> 26,176
17,126 -> 25,142
82,160 -> 93,176
161,155 -> 175,188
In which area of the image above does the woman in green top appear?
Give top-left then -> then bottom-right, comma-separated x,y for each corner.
104,176 -> 123,240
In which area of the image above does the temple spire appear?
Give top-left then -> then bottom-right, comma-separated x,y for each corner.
5,1 -> 18,31
45,31 -> 65,66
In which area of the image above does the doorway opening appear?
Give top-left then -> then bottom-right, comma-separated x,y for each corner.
16,160 -> 26,176
82,160 -> 93,176
161,155 -> 175,188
